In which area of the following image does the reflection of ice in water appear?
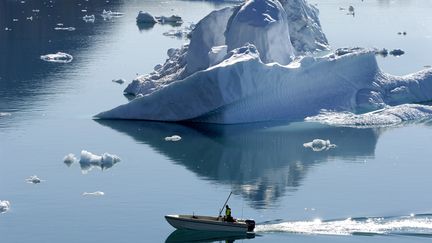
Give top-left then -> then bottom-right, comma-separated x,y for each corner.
40,52 -> 73,63
256,214 -> 432,237
64,150 -> 121,174
0,201 -> 11,214
303,139 -> 336,152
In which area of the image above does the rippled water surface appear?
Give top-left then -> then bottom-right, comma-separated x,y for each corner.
1,0 -> 432,242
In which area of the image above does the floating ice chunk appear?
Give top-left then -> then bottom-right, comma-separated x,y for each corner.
26,175 -> 42,184
303,139 -> 336,152
374,48 -> 388,57
136,11 -> 157,24
165,135 -> 182,142
306,104 -> 432,128
54,27 -> 76,31
162,24 -> 195,39
63,153 -> 78,166
79,150 -> 121,173
348,6 -> 354,12
0,201 -> 10,214
83,14 -> 95,23
101,9 -> 124,20
0,112 -> 11,117
32,9 -> 40,13
112,78 -> 125,84
40,52 -> 73,63
83,191 -> 104,196
389,49 -> 405,56
156,15 -> 183,24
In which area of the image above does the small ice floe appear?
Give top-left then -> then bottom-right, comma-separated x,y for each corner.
112,78 -> 125,84
83,191 -> 104,196
397,31 -> 407,35
83,14 -> 95,23
303,139 -> 337,152
32,9 -> 40,13
0,201 -> 11,214
81,9 -> 87,13
79,150 -> 121,173
63,153 -> 78,167
389,49 -> 405,57
156,15 -> 183,25
26,175 -> 42,184
136,11 -> 157,24
164,135 -> 182,142
101,9 -> 124,20
40,52 -> 73,63
13,18 -> 19,22
54,27 -> 76,31
0,112 -> 12,117
4,27 -> 12,31
26,16 -> 33,21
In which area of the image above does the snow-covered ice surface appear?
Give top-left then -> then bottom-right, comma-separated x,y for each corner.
0,201 -> 10,214
40,52 -> 73,63
97,0 -> 432,126
303,139 -> 336,152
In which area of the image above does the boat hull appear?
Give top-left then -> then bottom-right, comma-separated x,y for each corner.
165,215 -> 253,233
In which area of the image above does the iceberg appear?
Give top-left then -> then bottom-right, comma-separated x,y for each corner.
136,11 -> 157,24
26,175 -> 42,184
63,151 -> 121,173
96,0 -> 432,125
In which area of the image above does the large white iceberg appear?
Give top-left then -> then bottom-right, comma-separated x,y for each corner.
96,0 -> 432,125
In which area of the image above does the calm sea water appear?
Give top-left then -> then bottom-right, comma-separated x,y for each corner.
1,0 -> 432,242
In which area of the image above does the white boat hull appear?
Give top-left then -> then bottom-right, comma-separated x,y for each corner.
165,215 -> 254,233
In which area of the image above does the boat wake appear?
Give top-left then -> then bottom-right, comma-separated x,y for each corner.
256,214 -> 432,238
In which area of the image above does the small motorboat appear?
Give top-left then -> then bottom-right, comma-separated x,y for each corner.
165,214 -> 256,233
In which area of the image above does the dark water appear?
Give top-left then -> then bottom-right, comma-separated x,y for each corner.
1,0 -> 432,242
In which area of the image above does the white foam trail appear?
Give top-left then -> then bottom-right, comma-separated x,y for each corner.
256,215 -> 432,237
306,104 -> 432,128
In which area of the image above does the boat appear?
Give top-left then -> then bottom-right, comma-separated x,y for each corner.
165,214 -> 256,233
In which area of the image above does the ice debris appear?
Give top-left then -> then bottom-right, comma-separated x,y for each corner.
83,14 -> 95,23
136,11 -> 157,24
40,52 -> 73,63
163,24 -> 195,39
112,78 -> 125,84
0,112 -> 12,117
0,201 -> 10,214
136,11 -> 182,25
63,151 -> 120,173
164,135 -> 182,142
303,139 -> 337,152
101,10 -> 124,20
63,153 -> 78,166
26,175 -> 42,184
83,191 -> 104,196
389,49 -> 405,57
54,27 -> 76,31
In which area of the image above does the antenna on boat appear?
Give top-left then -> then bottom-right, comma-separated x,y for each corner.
218,191 -> 232,217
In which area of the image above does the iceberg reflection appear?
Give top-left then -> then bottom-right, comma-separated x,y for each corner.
96,120 -> 380,208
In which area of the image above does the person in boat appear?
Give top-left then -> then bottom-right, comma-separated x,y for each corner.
225,205 -> 235,222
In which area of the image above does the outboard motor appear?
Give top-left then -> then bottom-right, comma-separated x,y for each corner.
245,219 -> 256,232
